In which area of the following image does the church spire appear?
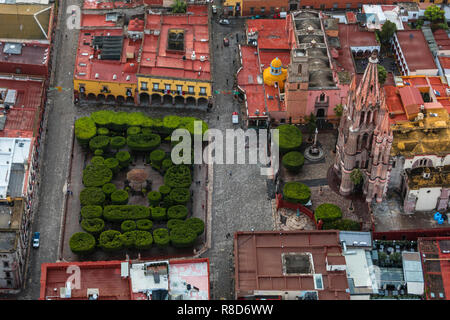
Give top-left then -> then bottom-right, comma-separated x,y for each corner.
354,51 -> 382,111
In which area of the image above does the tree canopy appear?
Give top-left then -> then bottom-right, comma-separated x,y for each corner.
424,5 -> 445,22
378,65 -> 387,85
378,21 -> 397,44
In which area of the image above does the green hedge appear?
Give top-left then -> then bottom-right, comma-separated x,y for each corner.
102,183 -> 116,197
162,159 -> 174,171
178,117 -> 208,137
162,115 -> 182,135
134,230 -> 153,249
147,191 -> 162,206
94,149 -> 104,156
116,151 -> 131,168
153,228 -> 170,248
167,205 -> 188,220
127,133 -> 161,152
110,136 -> 126,150
322,218 -> 360,231
282,182 -> 311,204
80,187 -> 105,206
75,117 -> 96,146
121,220 -> 137,233
81,218 -> 105,235
126,112 -> 148,127
314,203 -> 343,223
97,127 -> 110,136
167,219 -> 185,230
103,205 -> 150,222
185,217 -> 205,236
81,205 -> 103,219
89,135 -> 110,151
141,127 -> 152,135
164,165 -> 192,188
169,188 -> 190,204
282,151 -> 305,173
99,230 -> 123,251
69,232 -> 96,255
82,164 -> 113,187
136,219 -> 153,231
150,149 -> 166,167
276,124 -> 303,154
91,110 -> 114,127
110,111 -> 128,132
104,157 -> 120,174
170,225 -> 197,248
127,126 -> 141,135
120,231 -> 137,248
111,190 -> 129,205
151,206 -> 167,221
91,156 -> 104,166
159,185 -> 171,198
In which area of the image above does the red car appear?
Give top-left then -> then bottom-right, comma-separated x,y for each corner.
223,37 -> 229,47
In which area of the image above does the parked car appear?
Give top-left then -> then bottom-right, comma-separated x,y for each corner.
33,232 -> 40,248
219,19 -> 230,25
223,37 -> 229,47
212,5 -> 217,14
232,112 -> 239,124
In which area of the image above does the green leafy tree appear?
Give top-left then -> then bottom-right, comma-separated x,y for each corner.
378,21 -> 397,45
378,65 -> 387,85
350,168 -> 363,188
334,104 -> 343,117
172,0 -> 187,13
425,5 -> 445,22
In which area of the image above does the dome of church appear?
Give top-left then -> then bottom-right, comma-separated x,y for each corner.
263,57 -> 287,90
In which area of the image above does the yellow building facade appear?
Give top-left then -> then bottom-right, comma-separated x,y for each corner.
223,0 -> 242,16
74,78 -> 137,103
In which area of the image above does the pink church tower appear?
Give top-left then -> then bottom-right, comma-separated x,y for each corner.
334,51 -> 392,202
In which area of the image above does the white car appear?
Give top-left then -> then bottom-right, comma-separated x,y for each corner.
212,5 -> 217,14
232,112 -> 239,124
219,19 -> 230,25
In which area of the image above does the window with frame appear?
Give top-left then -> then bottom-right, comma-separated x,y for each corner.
200,87 -> 207,95
5,271 -> 11,278
320,4 -> 325,9
270,7 -> 275,14
188,86 -> 195,94
250,7 -> 254,14
101,85 -> 109,93
177,85 -> 183,93
3,261 -> 8,268
6,280 -> 11,286
260,7 -> 265,13
141,81 -> 148,90
165,84 -> 171,91
153,83 -> 159,90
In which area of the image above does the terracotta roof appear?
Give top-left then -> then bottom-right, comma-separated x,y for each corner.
247,19 -> 290,50
396,30 -> 437,72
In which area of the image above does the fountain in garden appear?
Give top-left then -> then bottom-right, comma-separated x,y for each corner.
304,128 -> 325,162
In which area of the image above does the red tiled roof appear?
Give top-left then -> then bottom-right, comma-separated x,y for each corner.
0,43 -> 50,77
346,12 -> 357,24
83,0 -> 149,10
396,30 -> 437,72
433,29 -> 450,50
439,56 -> 450,70
398,86 -> 424,108
81,14 -> 118,27
247,19 -> 290,50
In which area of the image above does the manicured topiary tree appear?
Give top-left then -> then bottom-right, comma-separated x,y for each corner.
322,218 -> 360,231
314,203 -> 343,223
82,164 -> 113,187
282,151 -> 305,173
91,156 -> 104,166
80,187 -> 105,206
151,206 -> 167,221
116,151 -> 131,168
110,136 -> 126,151
69,232 -> 96,255
81,205 -> 103,219
276,124 -> 303,154
81,218 -> 105,235
91,110 -> 115,127
104,157 -> 120,174
164,165 -> 192,188
111,189 -> 129,205
75,117 -> 96,146
147,191 -> 162,206
150,149 -> 165,168
162,115 -> 181,135
282,182 -> 311,204
170,225 -> 197,248
97,127 -> 110,136
99,230 -> 123,252
150,118 -> 164,134
141,127 -> 152,135
169,188 -> 190,205
178,117 -> 208,137
126,112 -> 148,127
127,133 -> 161,152
153,228 -> 170,248
121,220 -> 137,233
136,219 -> 153,231
120,231 -> 137,249
162,159 -> 174,171
127,126 -> 141,136
102,183 -> 116,198
110,111 -> 128,132
159,185 -> 171,198
167,219 -> 185,230
185,217 -> 205,236
134,230 -> 153,250
94,149 -> 104,156
167,205 -> 188,220
103,205 -> 150,222
89,135 -> 110,152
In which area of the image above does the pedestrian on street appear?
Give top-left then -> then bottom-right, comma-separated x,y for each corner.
202,204 -> 205,209
226,79 -> 228,85
229,171 -> 232,176
217,115 -> 219,120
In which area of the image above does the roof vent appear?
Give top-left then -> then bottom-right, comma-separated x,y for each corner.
113,74 -> 117,80
95,73 -> 99,79
126,75 -> 130,81
200,56 -> 206,62
191,51 -> 196,60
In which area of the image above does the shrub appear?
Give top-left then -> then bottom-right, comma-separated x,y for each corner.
276,124 -> 303,154
111,190 -> 129,205
150,118 -> 164,134
110,111 -> 128,132
104,157 -> 120,174
153,228 -> 170,248
314,203 -> 343,223
82,164 -> 113,187
282,182 -> 311,204
170,225 -> 197,248
75,117 -> 96,146
162,115 -> 181,134
169,188 -> 190,204
103,205 -> 150,222
91,110 -> 115,127
162,159 -> 174,171
150,149 -> 166,167
91,156 -> 104,166
81,218 -> 105,235
110,136 -> 126,150
69,232 -> 96,255
136,219 -> 153,231
159,185 -> 171,198
126,112 -> 148,127
134,230 -> 153,249
127,133 -> 161,152
102,183 -> 116,197
178,117 -> 208,137
147,191 -> 162,206
120,231 -> 137,248
164,165 -> 192,188
167,219 -> 185,230
121,220 -> 137,233
97,127 -> 110,136
185,217 -> 205,236
127,126 -> 141,135
141,127 -> 152,135
94,149 -> 104,156
81,205 -> 103,219
99,230 -> 123,251
282,151 -> 305,173
322,218 -> 359,231
116,151 -> 131,168
167,205 -> 188,220
89,135 -> 110,151
80,187 -> 105,206
151,207 -> 167,221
